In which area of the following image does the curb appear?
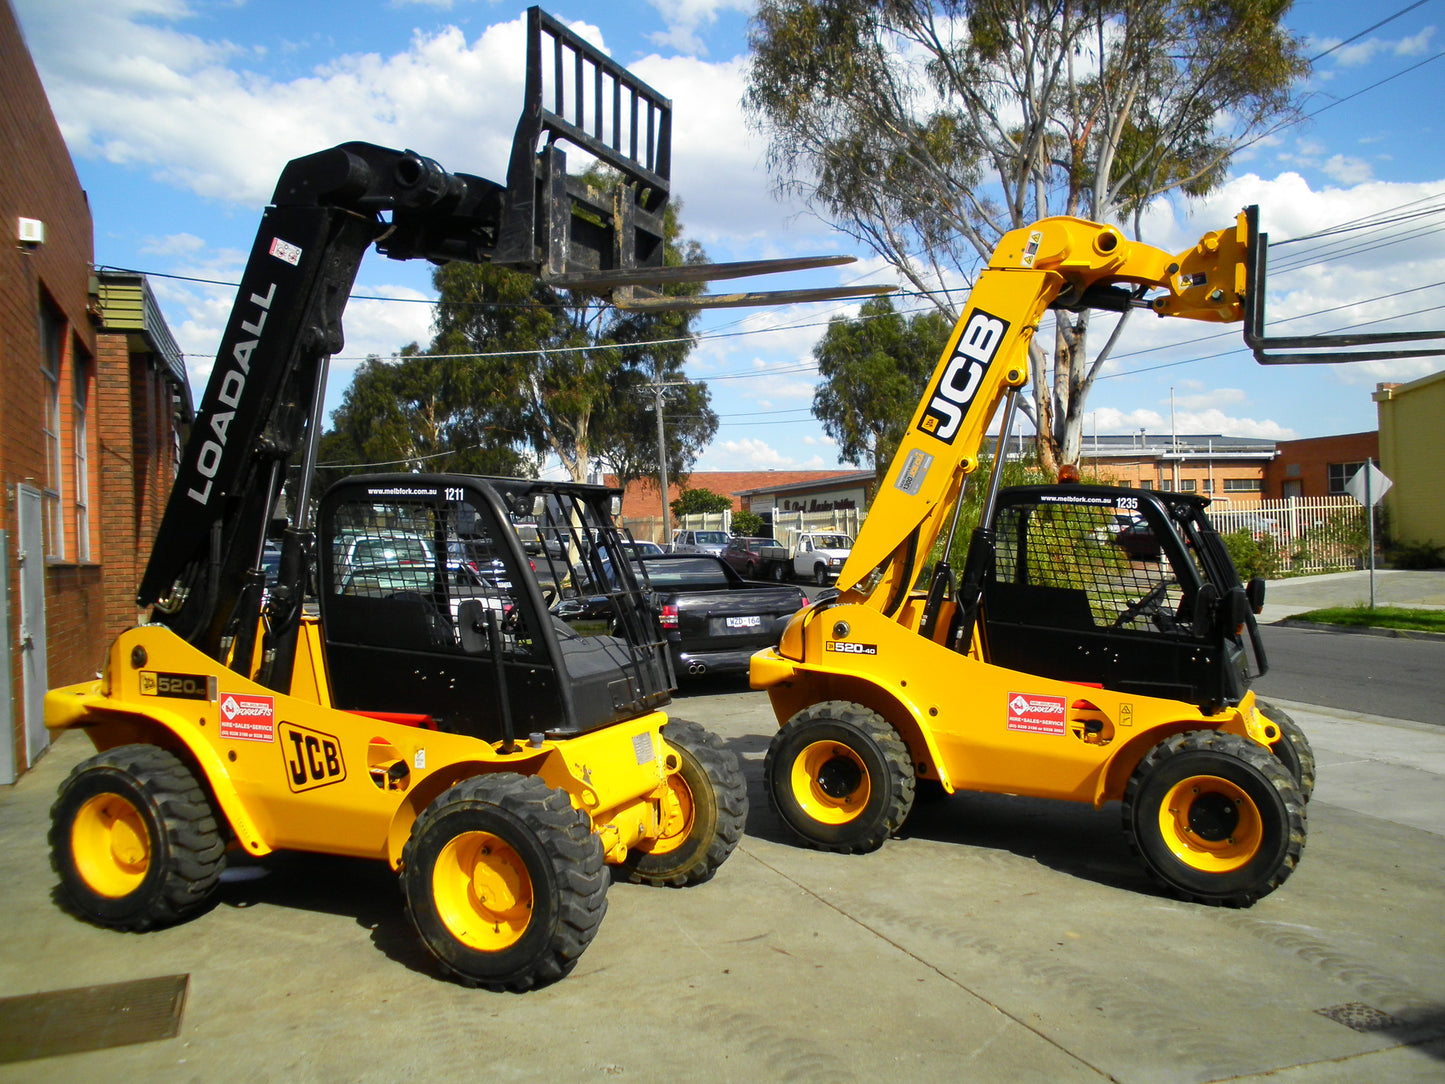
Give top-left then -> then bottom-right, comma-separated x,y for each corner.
1272,618 -> 1445,642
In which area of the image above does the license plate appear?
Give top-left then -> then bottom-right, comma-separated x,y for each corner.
726,615 -> 762,629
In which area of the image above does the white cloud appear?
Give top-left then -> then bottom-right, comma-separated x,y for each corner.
1321,154 -> 1373,185
642,0 -> 754,56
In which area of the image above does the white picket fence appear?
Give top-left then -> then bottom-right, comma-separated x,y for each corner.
633,495 -> 1365,572
1207,495 -> 1366,572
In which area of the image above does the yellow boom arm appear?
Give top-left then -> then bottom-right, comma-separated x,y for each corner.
837,210 -> 1253,612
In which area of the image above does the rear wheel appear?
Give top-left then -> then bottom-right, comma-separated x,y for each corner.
1257,699 -> 1316,801
619,720 -> 747,887
403,773 -> 607,991
770,562 -> 786,582
50,744 -> 226,930
765,701 -> 914,853
1123,730 -> 1305,907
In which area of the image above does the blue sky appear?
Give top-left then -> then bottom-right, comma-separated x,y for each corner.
13,0 -> 1445,475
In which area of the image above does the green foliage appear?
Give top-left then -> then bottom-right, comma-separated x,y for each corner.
745,0 -> 1307,469
811,295 -> 951,481
1388,540 -> 1445,570
325,172 -> 718,486
1221,529 -> 1282,580
318,344 -> 528,490
671,487 -> 734,517
731,510 -> 767,537
938,453 -> 1047,568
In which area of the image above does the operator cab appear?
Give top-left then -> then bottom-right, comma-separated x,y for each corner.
977,485 -> 1266,711
317,474 -> 673,742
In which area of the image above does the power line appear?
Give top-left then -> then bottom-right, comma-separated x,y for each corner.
1306,0 -> 1433,63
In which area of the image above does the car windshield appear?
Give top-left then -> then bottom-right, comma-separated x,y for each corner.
636,556 -> 730,587
352,535 -> 429,565
813,535 -> 852,549
694,532 -> 729,545
341,565 -> 434,596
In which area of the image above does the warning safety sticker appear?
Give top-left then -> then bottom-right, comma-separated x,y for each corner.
1006,692 -> 1067,735
219,692 -> 276,742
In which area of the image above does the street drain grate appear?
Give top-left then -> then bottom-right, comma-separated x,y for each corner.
0,974 -> 188,1064
1314,1003 -> 1409,1033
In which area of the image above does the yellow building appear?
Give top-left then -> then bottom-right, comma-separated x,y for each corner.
1374,372 -> 1445,547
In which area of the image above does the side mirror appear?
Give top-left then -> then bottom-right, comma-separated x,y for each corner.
1246,577 -> 1266,614
1228,586 -> 1252,631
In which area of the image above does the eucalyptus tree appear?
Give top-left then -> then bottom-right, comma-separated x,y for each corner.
747,0 -> 1306,473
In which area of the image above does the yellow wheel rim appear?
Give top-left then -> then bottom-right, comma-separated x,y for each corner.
790,740 -> 870,826
432,831 -> 533,951
644,768 -> 696,856
1158,775 -> 1263,873
71,793 -> 150,898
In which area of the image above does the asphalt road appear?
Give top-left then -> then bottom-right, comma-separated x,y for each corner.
1253,624 -> 1445,726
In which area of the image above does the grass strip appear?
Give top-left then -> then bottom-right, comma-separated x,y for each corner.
1288,605 -> 1445,634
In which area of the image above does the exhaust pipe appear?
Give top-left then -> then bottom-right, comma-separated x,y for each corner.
688,662 -> 707,675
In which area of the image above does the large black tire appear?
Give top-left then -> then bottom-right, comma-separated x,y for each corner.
1123,730 -> 1306,907
765,701 -> 914,853
402,773 -> 608,991
1257,698 -> 1316,802
50,744 -> 226,930
771,562 -> 786,582
619,720 -> 747,887
813,564 -> 829,587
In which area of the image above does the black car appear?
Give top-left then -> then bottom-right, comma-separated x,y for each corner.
553,553 -> 808,679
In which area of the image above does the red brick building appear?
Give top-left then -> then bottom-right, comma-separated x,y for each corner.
1262,431 -> 1378,500
608,470 -> 863,541
1,6 -> 190,782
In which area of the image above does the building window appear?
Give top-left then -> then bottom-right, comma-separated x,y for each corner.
1223,478 -> 1263,493
1178,478 -> 1197,492
1201,479 -> 1214,493
1328,461 -> 1365,495
39,302 -> 65,560
73,357 -> 91,562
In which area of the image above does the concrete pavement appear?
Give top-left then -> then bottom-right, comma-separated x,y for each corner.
2,572 -> 1443,1081
1258,568 -> 1445,623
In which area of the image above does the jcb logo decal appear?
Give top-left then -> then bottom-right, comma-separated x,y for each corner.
280,723 -> 346,792
917,310 -> 1010,444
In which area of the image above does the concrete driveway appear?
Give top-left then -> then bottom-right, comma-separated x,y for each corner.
2,673 -> 1443,1082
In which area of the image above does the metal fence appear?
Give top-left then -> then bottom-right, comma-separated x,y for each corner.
1207,496 -> 1366,573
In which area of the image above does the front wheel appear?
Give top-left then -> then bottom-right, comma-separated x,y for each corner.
765,701 -> 914,853
50,744 -> 226,930
402,773 -> 608,991
813,564 -> 829,587
1123,730 -> 1305,907
619,720 -> 747,887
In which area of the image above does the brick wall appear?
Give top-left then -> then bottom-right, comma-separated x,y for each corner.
1,1 -> 103,774
1263,432 -> 1378,500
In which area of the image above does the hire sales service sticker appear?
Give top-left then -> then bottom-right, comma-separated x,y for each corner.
1006,692 -> 1067,735
219,692 -> 276,742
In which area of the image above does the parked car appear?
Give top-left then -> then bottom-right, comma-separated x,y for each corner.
670,529 -> 731,556
638,554 -> 808,678
1114,519 -> 1161,561
552,553 -> 808,678
721,536 -> 776,578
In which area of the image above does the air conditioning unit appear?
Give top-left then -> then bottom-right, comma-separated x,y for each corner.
17,218 -> 45,245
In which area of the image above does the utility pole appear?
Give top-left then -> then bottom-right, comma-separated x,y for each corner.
642,368 -> 691,543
